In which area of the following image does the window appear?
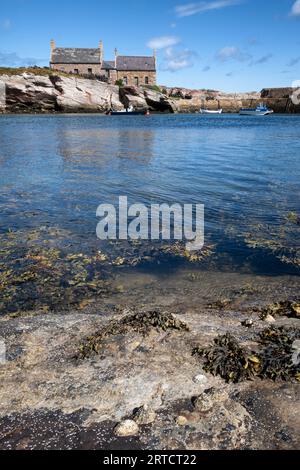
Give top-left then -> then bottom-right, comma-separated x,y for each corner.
74,69 -> 79,74
123,77 -> 128,85
134,77 -> 139,86
145,76 -> 149,85
88,68 -> 93,74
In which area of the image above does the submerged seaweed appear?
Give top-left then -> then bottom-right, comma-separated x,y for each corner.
78,311 -> 189,358
0,228 -> 111,316
243,213 -> 300,268
0,226 -> 215,316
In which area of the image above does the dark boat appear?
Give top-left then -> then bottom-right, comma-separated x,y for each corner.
107,105 -> 150,116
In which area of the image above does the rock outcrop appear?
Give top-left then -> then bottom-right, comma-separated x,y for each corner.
0,74 -> 176,114
1,73 -> 300,114
162,87 -> 300,113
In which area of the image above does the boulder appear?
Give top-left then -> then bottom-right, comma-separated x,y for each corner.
4,74 -> 58,112
52,76 -> 123,112
1,73 -> 124,113
119,86 -> 148,110
143,88 -> 176,113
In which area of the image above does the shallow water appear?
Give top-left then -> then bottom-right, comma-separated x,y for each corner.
0,113 -> 299,313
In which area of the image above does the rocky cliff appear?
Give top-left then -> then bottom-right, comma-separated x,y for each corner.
0,73 -> 175,114
163,87 -> 300,114
0,73 -> 299,114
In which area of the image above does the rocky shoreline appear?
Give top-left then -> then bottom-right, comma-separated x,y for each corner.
0,73 -> 299,114
0,269 -> 299,450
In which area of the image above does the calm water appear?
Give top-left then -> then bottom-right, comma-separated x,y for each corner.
0,113 -> 300,276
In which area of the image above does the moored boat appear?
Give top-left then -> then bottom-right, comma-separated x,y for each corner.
239,103 -> 274,116
200,108 -> 223,114
107,105 -> 149,116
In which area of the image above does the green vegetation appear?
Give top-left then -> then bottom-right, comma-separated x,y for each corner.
115,79 -> 124,87
0,66 -> 73,78
143,84 -> 163,93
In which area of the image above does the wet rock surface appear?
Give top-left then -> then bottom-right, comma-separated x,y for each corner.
0,270 -> 299,450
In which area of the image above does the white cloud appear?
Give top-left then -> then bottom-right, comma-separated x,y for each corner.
216,46 -> 252,62
147,36 -> 180,50
160,47 -> 196,72
175,0 -> 241,18
0,51 -> 44,67
291,0 -> 300,16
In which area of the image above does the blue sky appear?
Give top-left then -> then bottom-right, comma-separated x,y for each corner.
0,0 -> 300,91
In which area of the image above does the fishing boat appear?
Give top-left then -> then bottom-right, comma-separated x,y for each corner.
200,108 -> 223,114
239,103 -> 274,116
107,105 -> 149,116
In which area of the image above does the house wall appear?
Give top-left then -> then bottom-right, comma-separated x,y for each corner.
50,63 -> 104,76
116,71 -> 156,87
50,64 -> 156,86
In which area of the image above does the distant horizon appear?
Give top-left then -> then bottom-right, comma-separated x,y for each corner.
1,0 -> 300,92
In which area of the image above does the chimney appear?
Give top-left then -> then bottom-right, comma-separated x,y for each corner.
50,39 -> 55,65
99,40 -> 103,64
153,48 -> 157,68
114,48 -> 118,69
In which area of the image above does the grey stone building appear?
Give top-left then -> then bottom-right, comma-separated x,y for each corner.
50,40 -> 157,86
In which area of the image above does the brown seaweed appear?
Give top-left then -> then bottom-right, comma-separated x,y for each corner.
259,301 -> 300,320
193,334 -> 259,384
78,311 -> 189,358
258,327 -> 300,381
194,327 -> 300,384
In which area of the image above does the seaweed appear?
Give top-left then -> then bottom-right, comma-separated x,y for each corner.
258,327 -> 300,381
259,301 -> 300,320
0,228 -> 111,316
78,311 -> 189,358
243,215 -> 300,268
104,240 -> 215,268
194,327 -> 300,384
193,334 -> 260,384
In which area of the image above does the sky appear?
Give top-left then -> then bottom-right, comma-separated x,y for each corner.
0,0 -> 300,92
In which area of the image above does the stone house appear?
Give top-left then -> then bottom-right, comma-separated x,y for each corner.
50,40 -> 157,86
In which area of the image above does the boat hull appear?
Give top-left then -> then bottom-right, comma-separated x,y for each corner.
200,109 -> 223,114
239,110 -> 273,116
108,111 -> 147,116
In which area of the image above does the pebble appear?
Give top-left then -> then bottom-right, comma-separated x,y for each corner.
133,405 -> 157,425
176,416 -> 188,426
193,374 -> 208,385
264,314 -> 276,323
114,420 -> 139,437
193,387 -> 228,412
241,319 -> 254,328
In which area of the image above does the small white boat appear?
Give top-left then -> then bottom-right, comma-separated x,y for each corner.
200,108 -> 223,114
239,103 -> 274,116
